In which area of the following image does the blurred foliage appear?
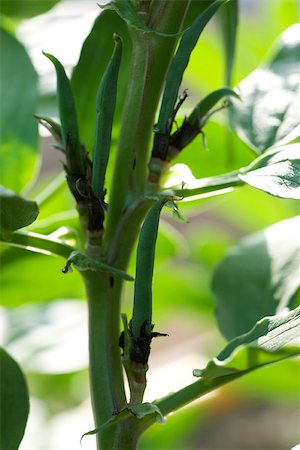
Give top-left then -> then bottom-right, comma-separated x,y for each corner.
0,1 -> 299,449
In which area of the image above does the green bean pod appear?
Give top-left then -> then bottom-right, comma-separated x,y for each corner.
131,199 -> 166,338
43,52 -> 85,176
91,34 -> 122,199
155,0 -> 226,135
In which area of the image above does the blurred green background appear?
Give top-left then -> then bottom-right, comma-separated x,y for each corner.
0,1 -> 299,449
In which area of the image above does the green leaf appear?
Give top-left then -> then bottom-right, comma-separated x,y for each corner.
0,185 -> 39,232
81,403 -> 165,442
63,251 -> 134,281
0,29 -> 38,192
219,0 -> 238,86
212,216 -> 300,340
195,307 -> 300,378
0,247 -> 85,307
0,0 -> 60,18
71,10 -> 131,153
0,347 -> 29,450
231,24 -> 300,153
130,403 -> 165,424
156,0 -> 226,134
239,143 -> 300,199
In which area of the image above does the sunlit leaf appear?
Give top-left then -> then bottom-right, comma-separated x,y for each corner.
0,185 -> 39,232
213,216 -> 300,340
239,143 -> 300,199
231,24 -> 300,153
195,307 -> 300,378
0,29 -> 38,192
0,347 -> 29,450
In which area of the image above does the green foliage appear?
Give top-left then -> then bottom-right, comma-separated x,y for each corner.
0,347 -> 29,450
196,306 -> 300,378
231,24 -> 300,153
219,0 -> 238,86
71,10 -> 131,153
239,144 -> 300,199
0,28 -> 38,192
213,216 -> 300,340
0,0 -> 60,18
0,186 -> 39,231
0,1 -> 299,449
156,0 -> 225,134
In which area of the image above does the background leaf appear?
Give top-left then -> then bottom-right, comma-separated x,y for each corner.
0,185 -> 39,232
0,28 -> 38,192
219,0 -> 239,86
212,216 -> 300,340
231,24 -> 300,153
239,143 -> 300,199
0,247 -> 84,307
0,0 -> 60,18
197,307 -> 300,378
0,347 -> 29,450
71,10 -> 131,153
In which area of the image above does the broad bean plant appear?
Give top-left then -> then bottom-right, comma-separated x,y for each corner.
0,1 -> 299,449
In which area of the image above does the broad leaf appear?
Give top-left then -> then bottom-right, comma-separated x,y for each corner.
213,216 -> 300,340
0,29 -> 38,192
231,24 -> 300,153
195,307 -> 300,378
71,10 -> 131,153
0,347 -> 29,450
239,144 -> 300,199
0,0 -> 60,18
0,247 -> 84,307
0,185 -> 39,232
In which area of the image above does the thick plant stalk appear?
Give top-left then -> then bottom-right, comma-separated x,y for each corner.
82,2 -> 192,448
104,0 -> 192,255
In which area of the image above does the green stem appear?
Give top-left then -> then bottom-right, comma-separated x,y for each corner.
104,1 -> 191,253
0,230 -> 74,258
83,271 -> 128,449
166,170 -> 244,199
155,373 -> 244,417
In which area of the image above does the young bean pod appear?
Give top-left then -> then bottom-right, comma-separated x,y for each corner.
131,199 -> 166,338
91,34 -> 122,199
43,52 -> 85,176
155,0 -> 226,136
